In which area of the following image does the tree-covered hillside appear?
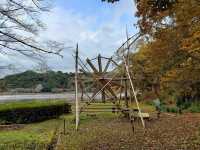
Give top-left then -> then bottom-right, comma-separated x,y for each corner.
0,71 -> 75,92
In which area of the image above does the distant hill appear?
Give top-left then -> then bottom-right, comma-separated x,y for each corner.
0,70 -> 75,93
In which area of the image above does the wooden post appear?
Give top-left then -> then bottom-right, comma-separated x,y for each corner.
119,75 -> 123,104
126,26 -> 130,66
75,44 -> 79,130
98,54 -> 105,103
124,75 -> 128,108
126,27 -> 133,104
123,55 -> 145,128
102,88 -> 106,103
98,54 -> 103,72
129,80 -> 134,104
63,119 -> 66,135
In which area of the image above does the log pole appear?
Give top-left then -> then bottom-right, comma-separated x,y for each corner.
123,55 -> 145,128
75,44 -> 79,130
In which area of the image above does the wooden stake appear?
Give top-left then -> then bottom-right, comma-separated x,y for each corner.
123,55 -> 145,128
126,27 -> 133,104
126,26 -> 130,66
63,119 -> 66,135
119,74 -> 123,104
75,44 -> 79,130
97,54 -> 105,103
124,74 -> 129,108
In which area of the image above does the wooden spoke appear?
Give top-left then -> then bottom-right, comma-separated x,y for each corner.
103,57 -> 112,73
98,54 -> 103,73
86,58 -> 99,73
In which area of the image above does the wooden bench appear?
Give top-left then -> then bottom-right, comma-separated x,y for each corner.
122,108 -> 150,119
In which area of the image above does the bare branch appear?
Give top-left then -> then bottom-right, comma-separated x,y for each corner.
0,0 -> 63,61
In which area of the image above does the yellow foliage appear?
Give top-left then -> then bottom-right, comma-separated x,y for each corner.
131,0 -> 200,97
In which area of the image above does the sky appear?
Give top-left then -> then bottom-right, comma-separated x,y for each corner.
0,0 -> 138,76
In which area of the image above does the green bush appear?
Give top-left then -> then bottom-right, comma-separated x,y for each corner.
0,100 -> 71,124
188,103 -> 200,113
166,106 -> 178,113
176,99 -> 191,110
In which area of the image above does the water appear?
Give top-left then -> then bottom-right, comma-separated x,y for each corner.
0,92 -> 100,103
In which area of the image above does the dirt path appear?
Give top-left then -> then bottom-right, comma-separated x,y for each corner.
76,113 -> 200,150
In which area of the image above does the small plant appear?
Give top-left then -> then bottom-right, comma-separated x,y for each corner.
188,103 -> 200,113
145,101 -> 154,106
165,106 -> 178,113
176,97 -> 192,111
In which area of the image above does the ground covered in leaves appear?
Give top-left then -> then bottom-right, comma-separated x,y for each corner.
60,112 -> 200,150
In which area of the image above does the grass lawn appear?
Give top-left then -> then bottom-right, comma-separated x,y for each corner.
57,103 -> 200,150
58,112 -> 120,150
0,118 -> 62,149
1,102 -> 200,149
129,102 -> 155,112
0,99 -> 71,149
57,102 -> 155,149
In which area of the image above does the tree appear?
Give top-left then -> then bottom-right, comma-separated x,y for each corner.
0,0 -> 64,59
102,0 -> 200,103
131,0 -> 200,103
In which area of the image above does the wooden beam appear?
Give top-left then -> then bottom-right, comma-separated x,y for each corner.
90,74 -> 117,100
123,55 -> 145,128
97,54 -> 106,102
103,57 -> 112,73
124,75 -> 128,108
86,58 -> 99,73
99,80 -> 118,99
98,54 -> 103,73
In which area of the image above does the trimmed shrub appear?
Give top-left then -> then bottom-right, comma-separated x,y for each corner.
0,102 -> 71,124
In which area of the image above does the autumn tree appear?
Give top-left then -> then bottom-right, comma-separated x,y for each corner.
131,0 -> 200,103
102,0 -> 200,103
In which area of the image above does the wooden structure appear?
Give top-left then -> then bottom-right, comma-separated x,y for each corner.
75,44 -> 79,130
74,31 -> 149,130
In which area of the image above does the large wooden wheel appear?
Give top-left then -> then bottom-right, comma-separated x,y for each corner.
85,54 -> 122,102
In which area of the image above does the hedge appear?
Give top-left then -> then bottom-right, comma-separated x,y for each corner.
0,100 -> 71,124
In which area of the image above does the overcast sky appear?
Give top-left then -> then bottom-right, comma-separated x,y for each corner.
0,0 -> 138,77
